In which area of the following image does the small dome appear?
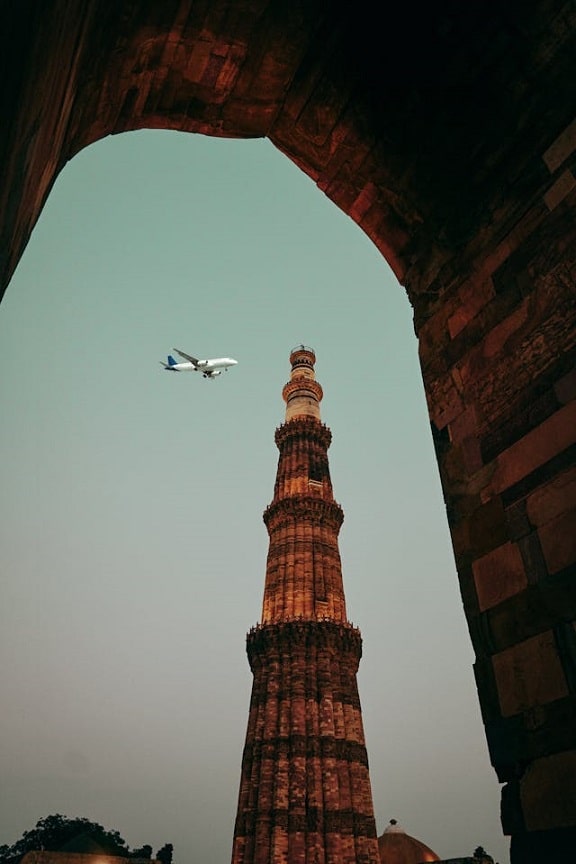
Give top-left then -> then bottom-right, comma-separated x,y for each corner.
378,819 -> 441,864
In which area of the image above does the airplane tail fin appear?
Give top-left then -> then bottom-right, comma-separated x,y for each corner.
160,355 -> 179,370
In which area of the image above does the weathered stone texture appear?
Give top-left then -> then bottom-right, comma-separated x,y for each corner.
520,750 -> 576,831
492,631 -> 569,719
473,542 -> 527,613
488,402 -> 576,499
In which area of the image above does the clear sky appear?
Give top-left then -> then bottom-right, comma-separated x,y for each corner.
0,130 -> 509,864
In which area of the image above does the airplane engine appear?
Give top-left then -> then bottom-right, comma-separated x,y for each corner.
205,370 -> 222,378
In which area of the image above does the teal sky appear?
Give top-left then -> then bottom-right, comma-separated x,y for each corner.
0,131 -> 508,863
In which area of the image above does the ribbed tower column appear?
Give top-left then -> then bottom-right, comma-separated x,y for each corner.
231,347 -> 380,864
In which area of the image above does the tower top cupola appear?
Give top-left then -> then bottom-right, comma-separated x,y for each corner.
282,345 -> 323,422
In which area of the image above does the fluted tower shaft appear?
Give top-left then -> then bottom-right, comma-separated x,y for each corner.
231,348 -> 379,864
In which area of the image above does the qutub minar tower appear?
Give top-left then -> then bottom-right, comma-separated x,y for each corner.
231,346 -> 380,864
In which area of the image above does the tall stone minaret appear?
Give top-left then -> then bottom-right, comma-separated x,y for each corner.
231,346 -> 380,864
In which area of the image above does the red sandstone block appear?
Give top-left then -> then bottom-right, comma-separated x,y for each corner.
426,373 -> 464,429
461,435 -> 484,474
491,401 -> 576,494
448,307 -> 474,341
555,367 -> 576,404
419,328 -> 455,385
448,404 -> 479,445
482,237 -> 518,279
452,304 -> 528,401
488,305 -> 530,359
451,494 -> 508,560
538,508 -> 576,575
520,750 -> 576,831
492,630 -> 568,718
483,203 -> 548,280
461,300 -> 528,373
472,541 -> 527,611
186,40 -> 212,80
448,277 -> 495,339
544,169 -> 576,211
349,182 -> 378,221
543,117 -> 576,172
526,466 -> 576,526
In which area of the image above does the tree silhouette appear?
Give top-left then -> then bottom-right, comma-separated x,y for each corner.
473,846 -> 495,863
0,816 -> 172,864
0,815 -> 127,864
155,845 -> 173,864
130,847 -> 152,860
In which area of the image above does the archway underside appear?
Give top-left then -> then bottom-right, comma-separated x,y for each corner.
1,1 -> 575,860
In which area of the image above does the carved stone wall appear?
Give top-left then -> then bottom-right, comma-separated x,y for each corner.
1,2 -> 575,859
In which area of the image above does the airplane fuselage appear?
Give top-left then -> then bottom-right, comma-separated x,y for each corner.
173,357 -> 237,373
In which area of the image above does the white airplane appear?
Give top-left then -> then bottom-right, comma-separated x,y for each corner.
160,349 -> 238,379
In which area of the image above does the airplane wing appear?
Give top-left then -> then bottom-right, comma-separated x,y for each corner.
174,348 -> 200,366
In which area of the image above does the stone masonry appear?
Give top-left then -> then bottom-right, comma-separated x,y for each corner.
231,347 -> 380,864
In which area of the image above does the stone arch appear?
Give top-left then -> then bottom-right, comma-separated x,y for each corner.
1,2 -> 575,860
